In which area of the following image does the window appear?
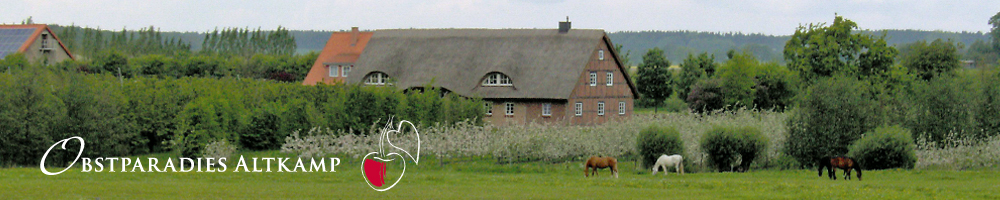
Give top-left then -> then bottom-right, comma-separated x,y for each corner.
575,102 -> 583,116
40,34 -> 49,50
598,102 -> 605,116
485,102 -> 493,115
328,65 -> 338,77
598,50 -> 605,60
342,65 -> 351,77
364,72 -> 389,85
619,101 -> 626,115
482,72 -> 513,86
505,102 -> 515,116
606,72 -> 613,86
542,103 -> 552,116
589,72 -> 597,86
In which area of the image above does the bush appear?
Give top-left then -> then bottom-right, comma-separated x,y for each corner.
980,70 -> 1000,139
637,125 -> 684,168
687,78 -> 724,113
700,126 -> 768,172
848,126 -> 917,169
753,63 -> 796,111
784,76 -> 881,167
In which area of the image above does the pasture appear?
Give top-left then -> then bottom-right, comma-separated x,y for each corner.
3,152 -> 998,199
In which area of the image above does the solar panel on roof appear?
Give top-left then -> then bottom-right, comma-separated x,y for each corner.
0,28 -> 37,59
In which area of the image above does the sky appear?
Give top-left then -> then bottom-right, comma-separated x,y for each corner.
2,0 -> 999,35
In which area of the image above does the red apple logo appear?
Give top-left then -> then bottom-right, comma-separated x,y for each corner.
362,118 -> 420,191
363,159 -> 387,187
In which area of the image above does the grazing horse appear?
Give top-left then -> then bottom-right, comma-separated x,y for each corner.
652,154 -> 684,175
818,156 -> 862,181
585,156 -> 619,178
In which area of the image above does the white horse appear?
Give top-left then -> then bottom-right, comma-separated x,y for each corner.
652,154 -> 684,175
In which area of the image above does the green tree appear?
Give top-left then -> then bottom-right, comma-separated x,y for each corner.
614,44 -> 632,67
899,39 -> 961,80
990,11 -> 1000,51
717,51 -> 758,108
636,47 -> 673,112
677,52 -> 716,102
784,16 -> 897,84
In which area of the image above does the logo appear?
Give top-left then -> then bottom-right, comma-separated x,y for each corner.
361,118 -> 421,191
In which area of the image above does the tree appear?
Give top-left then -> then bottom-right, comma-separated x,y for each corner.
990,11 -> 1000,51
717,51 -> 758,108
899,39 -> 961,80
677,52 -> 716,102
614,44 -> 632,68
636,47 -> 673,112
784,16 -> 897,84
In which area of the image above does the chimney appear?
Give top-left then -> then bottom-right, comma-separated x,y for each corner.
558,16 -> 571,33
350,27 -> 359,46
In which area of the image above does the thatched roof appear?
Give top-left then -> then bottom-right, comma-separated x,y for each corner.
348,28 -> 630,100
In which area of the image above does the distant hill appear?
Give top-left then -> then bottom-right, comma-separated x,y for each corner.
46,25 -> 991,61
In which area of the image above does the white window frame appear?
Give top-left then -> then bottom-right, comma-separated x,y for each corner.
606,72 -> 613,86
40,34 -> 49,50
365,72 -> 388,85
589,72 -> 597,86
619,101 -> 626,115
485,102 -> 493,115
598,102 -> 605,116
542,103 -> 552,116
598,49 -> 605,60
505,102 -> 515,116
482,73 -> 513,86
342,65 -> 351,77
328,65 -> 338,77
575,102 -> 583,116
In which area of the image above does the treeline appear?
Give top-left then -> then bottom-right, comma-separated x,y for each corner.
200,26 -> 296,56
55,25 -> 192,57
632,16 -> 1000,169
18,52 -> 317,82
0,66 -> 483,167
50,25 -> 335,54
608,30 -> 991,65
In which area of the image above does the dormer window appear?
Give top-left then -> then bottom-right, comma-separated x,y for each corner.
328,65 -> 338,77
364,72 -> 389,85
482,72 -> 512,86
342,65 -> 351,77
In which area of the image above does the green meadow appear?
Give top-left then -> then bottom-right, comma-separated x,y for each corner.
3,151 -> 998,199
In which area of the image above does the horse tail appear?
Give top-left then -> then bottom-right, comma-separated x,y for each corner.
854,163 -> 862,181
678,160 -> 685,175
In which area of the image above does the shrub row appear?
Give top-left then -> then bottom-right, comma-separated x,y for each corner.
0,67 -> 482,166
636,125 -> 684,168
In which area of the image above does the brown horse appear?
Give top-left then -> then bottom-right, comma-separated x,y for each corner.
818,156 -> 862,181
585,156 -> 618,178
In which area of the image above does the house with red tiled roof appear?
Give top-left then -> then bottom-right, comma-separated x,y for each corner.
0,24 -> 74,65
302,27 -> 372,85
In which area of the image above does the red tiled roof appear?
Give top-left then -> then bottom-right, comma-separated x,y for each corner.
302,30 -> 373,85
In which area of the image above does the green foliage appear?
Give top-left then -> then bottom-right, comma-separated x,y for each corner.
899,39 -> 961,80
990,12 -> 1000,51
979,70 -> 1000,139
636,125 -> 684,168
907,76 -> 978,143
0,53 -> 30,72
0,65 -> 484,165
700,126 -> 768,172
717,52 -> 758,107
784,76 -> 881,167
636,47 -> 673,110
677,52 -> 716,101
753,62 -> 797,111
784,16 -> 897,83
686,78 -> 724,113
848,125 -> 917,170
964,40 -> 999,68
201,26 -> 296,56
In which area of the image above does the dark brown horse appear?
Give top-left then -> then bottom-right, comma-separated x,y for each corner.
818,156 -> 862,181
585,156 -> 618,178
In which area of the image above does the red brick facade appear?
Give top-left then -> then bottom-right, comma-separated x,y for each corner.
483,38 -> 634,125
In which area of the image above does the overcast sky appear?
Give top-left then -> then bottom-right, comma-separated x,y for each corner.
2,0 -> 998,35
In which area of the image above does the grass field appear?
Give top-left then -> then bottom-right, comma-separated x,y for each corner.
4,151 -> 999,199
